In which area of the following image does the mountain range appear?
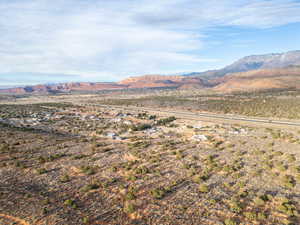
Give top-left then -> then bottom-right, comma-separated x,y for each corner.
188,50 -> 300,79
1,50 -> 300,94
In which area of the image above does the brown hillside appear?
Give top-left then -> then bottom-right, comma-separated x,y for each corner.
214,67 -> 300,92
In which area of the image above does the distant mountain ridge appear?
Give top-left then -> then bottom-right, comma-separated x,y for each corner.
189,50 -> 300,79
0,82 -> 126,94
1,50 -> 300,94
0,76 -> 205,94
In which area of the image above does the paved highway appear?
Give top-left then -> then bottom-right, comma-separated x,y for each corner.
85,104 -> 300,128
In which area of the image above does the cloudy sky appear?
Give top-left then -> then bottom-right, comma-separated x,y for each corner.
1,0 -> 300,86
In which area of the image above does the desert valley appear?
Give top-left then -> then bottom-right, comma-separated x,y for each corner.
1,50 -> 300,224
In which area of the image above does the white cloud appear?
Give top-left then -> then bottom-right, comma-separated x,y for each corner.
0,0 -> 300,83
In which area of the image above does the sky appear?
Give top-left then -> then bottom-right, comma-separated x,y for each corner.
1,0 -> 300,86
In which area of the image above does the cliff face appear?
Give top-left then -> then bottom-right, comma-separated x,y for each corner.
0,87 -> 27,94
118,75 -> 184,84
118,75 -> 205,89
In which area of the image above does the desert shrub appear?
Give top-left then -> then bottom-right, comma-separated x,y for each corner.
72,154 -> 87,160
229,199 -> 242,213
15,161 -> 26,168
223,218 -> 237,225
175,151 -> 184,159
82,217 -> 90,224
134,166 -> 149,175
277,198 -> 297,217
243,211 -> 257,220
37,153 -> 67,163
60,174 -> 70,183
36,168 -> 47,174
80,165 -> 97,175
128,141 -> 150,149
126,174 -> 138,181
81,183 -> 100,192
257,212 -> 267,220
0,144 -> 9,153
150,187 -> 167,199
274,161 -> 287,172
156,116 -> 176,126
64,199 -> 77,209
125,187 -> 137,200
195,171 -> 210,183
198,184 -> 209,193
273,151 -> 283,157
124,203 -> 135,213
287,154 -> 296,163
131,123 -> 151,131
253,195 -> 267,206
281,175 -> 296,189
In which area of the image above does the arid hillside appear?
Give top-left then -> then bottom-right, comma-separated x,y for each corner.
213,67 -> 300,92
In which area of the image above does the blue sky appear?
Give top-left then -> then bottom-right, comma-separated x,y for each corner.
0,0 -> 300,86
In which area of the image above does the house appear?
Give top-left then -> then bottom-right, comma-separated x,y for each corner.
123,120 -> 132,125
111,118 -> 122,123
106,132 -> 118,139
193,125 -> 202,129
192,134 -> 208,141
